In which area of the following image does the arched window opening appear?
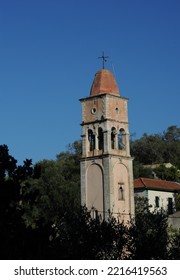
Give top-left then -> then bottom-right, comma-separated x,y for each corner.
88,129 -> 95,151
118,183 -> 124,200
118,128 -> 126,150
98,127 -> 103,150
111,127 -> 116,149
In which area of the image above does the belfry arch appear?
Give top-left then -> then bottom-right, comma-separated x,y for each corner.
98,127 -> 104,150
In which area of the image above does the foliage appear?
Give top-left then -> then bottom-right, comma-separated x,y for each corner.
134,196 -> 151,214
168,229 -> 180,259
1,126 -> 180,260
131,133 -> 165,165
131,125 -> 180,179
175,194 -> 180,211
48,206 -> 134,260
154,165 -> 180,182
0,145 -> 34,259
21,141 -> 81,228
131,126 -> 180,169
133,197 -> 169,259
163,125 -> 180,142
133,161 -> 153,179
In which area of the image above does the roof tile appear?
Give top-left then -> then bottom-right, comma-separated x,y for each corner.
90,69 -> 120,97
134,177 -> 180,191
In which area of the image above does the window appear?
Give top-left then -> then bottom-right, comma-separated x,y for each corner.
118,128 -> 126,150
88,129 -> 95,151
98,127 -> 103,150
111,127 -> 116,149
168,197 -> 173,214
91,107 -> 96,114
155,196 -> 159,208
118,183 -> 124,200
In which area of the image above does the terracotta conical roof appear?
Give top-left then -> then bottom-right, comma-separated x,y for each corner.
90,69 -> 120,97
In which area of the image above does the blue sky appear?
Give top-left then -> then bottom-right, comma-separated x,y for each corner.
0,0 -> 180,164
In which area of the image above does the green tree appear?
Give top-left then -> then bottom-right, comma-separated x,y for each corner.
48,206 -> 134,260
130,126 -> 180,169
133,160 -> 153,179
0,145 -> 34,259
175,193 -> 180,211
154,165 -> 180,182
130,133 -> 165,164
163,125 -> 180,142
133,197 -> 169,259
21,141 -> 81,228
168,230 -> 180,259
162,126 -> 180,168
2,132 -> 180,260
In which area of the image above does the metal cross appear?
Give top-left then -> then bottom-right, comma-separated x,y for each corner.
98,51 -> 109,69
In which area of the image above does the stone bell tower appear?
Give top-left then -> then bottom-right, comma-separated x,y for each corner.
79,68 -> 134,221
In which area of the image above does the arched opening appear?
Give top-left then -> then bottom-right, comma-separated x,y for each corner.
88,129 -> 95,151
118,128 -> 126,150
98,127 -> 103,150
118,183 -> 124,200
87,164 -> 104,216
111,127 -> 116,149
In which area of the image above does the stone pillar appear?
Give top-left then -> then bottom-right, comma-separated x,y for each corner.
94,129 -> 98,151
103,130 -> 108,153
125,132 -> 130,157
80,160 -> 87,206
81,133 -> 86,157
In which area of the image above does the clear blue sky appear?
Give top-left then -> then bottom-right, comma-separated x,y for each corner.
0,0 -> 180,164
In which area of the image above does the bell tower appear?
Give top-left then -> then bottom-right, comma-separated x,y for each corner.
80,68 -> 134,221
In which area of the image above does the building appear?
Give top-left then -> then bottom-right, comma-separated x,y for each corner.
134,177 -> 180,214
79,68 -> 134,221
143,163 -> 174,170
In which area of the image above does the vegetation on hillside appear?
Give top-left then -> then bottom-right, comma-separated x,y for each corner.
131,125 -> 180,181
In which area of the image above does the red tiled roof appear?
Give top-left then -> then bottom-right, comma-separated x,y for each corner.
134,177 -> 180,192
90,69 -> 120,97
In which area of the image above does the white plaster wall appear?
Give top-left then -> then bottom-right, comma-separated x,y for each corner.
148,189 -> 174,211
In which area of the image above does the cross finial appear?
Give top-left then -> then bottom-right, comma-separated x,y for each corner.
98,51 -> 109,69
